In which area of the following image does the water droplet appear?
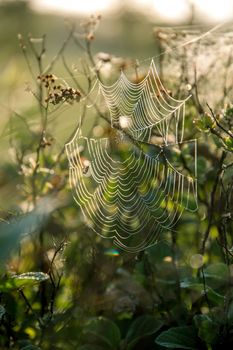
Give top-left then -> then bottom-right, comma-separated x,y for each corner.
119,116 -> 132,129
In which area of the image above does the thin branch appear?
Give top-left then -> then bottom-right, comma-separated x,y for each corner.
207,103 -> 233,139
201,151 -> 226,255
18,289 -> 43,328
193,63 -> 204,113
43,25 -> 75,75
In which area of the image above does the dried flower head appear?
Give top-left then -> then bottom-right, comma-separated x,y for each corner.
38,74 -> 81,105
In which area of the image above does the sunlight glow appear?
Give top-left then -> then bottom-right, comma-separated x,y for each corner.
153,0 -> 191,21
194,0 -> 233,21
31,0 -> 233,22
133,0 -> 233,22
133,0 -> 153,9
32,0 -> 116,15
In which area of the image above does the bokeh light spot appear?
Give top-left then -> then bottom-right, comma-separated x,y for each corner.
190,254 -> 204,269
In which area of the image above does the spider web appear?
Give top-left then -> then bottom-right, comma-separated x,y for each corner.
65,60 -> 198,252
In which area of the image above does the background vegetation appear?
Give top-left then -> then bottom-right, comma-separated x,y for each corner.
0,1 -> 233,349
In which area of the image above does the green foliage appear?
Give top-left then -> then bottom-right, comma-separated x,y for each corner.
194,113 -> 215,133
82,317 -> 121,349
224,136 -> 233,151
78,315 -> 163,349
125,315 -> 163,349
155,326 -> 199,349
0,272 -> 49,291
0,8 -> 233,350
194,314 -> 220,346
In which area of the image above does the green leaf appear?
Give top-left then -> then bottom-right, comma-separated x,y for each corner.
194,113 -> 215,132
180,281 -> 224,305
0,278 -> 19,292
155,326 -> 199,349
194,315 -> 219,345
223,136 -> 233,151
126,315 -> 163,349
0,198 -> 55,264
204,263 -> 228,283
12,272 -> 49,282
0,272 -> 49,291
227,300 -> 233,323
11,272 -> 49,288
83,317 -> 121,349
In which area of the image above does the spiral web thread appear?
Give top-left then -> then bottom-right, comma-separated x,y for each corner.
65,60 -> 198,252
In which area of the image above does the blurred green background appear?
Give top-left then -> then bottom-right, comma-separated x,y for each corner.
1,1 -> 233,349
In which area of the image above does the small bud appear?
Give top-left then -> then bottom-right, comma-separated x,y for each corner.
224,136 -> 233,151
87,33 -> 94,41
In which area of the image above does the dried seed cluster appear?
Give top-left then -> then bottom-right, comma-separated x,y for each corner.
41,134 -> 53,148
37,74 -> 81,105
45,86 -> 81,105
81,14 -> 101,42
37,74 -> 55,87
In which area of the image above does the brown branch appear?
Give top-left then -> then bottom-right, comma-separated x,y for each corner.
207,103 -> 233,139
18,289 -> 43,328
43,25 -> 75,75
193,63 -> 204,113
201,151 -> 226,255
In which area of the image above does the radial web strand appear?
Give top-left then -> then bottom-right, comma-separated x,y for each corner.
66,60 -> 198,252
